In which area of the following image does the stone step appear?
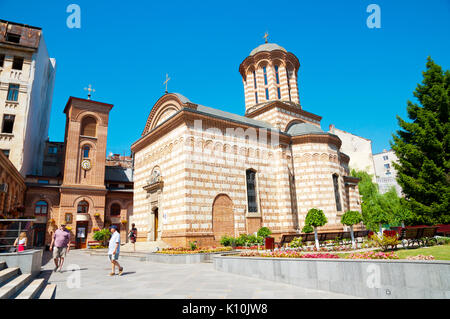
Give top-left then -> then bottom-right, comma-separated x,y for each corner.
0,273 -> 32,299
15,278 -> 45,299
0,267 -> 19,286
0,261 -> 6,270
39,284 -> 56,299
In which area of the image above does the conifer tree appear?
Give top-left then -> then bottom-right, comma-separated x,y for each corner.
391,57 -> 450,225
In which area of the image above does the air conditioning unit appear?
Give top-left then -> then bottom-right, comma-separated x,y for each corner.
0,183 -> 8,193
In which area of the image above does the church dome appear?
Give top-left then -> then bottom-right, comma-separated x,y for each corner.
287,122 -> 325,136
249,43 -> 287,56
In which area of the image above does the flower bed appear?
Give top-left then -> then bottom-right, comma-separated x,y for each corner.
239,249 -> 402,260
345,251 -> 399,260
234,245 -> 259,250
406,255 -> 435,261
156,247 -> 232,254
239,250 -> 339,259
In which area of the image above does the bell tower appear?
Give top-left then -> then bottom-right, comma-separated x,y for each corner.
239,41 -> 301,114
61,97 -> 113,188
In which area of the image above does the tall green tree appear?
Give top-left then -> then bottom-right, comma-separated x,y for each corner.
391,57 -> 450,225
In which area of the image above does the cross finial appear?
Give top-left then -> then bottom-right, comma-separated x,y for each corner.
263,32 -> 269,43
163,73 -> 171,94
84,84 -> 95,100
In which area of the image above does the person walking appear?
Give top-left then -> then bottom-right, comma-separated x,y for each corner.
13,232 -> 27,252
128,223 -> 137,252
49,224 -> 71,272
108,225 -> 123,276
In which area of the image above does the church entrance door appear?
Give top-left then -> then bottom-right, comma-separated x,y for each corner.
154,208 -> 159,240
75,221 -> 88,249
212,194 -> 234,241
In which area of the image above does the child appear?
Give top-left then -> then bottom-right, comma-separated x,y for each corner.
14,232 -> 27,252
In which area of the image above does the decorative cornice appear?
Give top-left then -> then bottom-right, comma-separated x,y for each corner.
245,100 -> 322,123
239,50 -> 300,79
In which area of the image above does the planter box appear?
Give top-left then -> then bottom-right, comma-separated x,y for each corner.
213,255 -> 450,299
0,249 -> 43,276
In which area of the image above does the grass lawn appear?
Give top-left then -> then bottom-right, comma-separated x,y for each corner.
395,244 -> 450,260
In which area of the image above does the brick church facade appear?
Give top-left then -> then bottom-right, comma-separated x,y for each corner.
131,42 -> 362,247
24,97 -> 133,248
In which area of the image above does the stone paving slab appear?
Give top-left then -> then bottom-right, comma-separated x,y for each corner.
37,250 -> 357,299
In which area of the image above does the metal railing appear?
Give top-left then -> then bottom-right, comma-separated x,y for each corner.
0,219 -> 36,252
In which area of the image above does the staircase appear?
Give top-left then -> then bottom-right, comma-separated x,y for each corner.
0,261 -> 55,299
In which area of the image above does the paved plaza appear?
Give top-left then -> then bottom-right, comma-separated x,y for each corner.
38,250 -> 355,299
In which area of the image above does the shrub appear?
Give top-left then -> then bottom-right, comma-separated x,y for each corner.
341,210 -> 363,226
302,225 -> 313,233
289,237 -> 303,248
93,229 -> 111,246
305,208 -> 328,228
370,233 -> 399,251
257,227 -> 272,238
346,251 -> 399,259
220,235 -> 234,247
189,241 -> 198,251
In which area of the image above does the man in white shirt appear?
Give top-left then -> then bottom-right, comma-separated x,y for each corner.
108,225 -> 123,276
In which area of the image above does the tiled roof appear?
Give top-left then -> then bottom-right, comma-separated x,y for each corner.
105,166 -> 133,182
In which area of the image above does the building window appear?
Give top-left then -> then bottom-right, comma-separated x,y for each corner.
2,115 -> 15,134
253,71 -> 257,88
12,57 -> 24,70
38,179 -> 49,184
265,88 -> 269,100
2,150 -> 10,158
384,163 -> 390,169
332,174 -> 342,211
274,65 -> 280,84
277,87 -> 281,99
48,146 -> 58,154
6,33 -> 21,43
83,146 -> 90,158
263,67 -> 268,85
35,201 -> 48,215
0,54 -> 4,67
386,171 -> 391,175
110,203 -> 121,216
81,116 -> 97,137
246,169 -> 258,213
77,200 -> 89,214
383,155 -> 388,161
255,92 -> 258,104
7,84 -> 19,101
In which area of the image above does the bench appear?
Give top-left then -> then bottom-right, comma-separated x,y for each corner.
277,230 -> 370,248
436,224 -> 450,237
87,241 -> 102,247
398,226 -> 438,248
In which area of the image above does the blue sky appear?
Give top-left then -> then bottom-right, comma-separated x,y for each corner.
1,0 -> 449,155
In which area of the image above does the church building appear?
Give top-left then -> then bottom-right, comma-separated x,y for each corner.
131,41 -> 361,247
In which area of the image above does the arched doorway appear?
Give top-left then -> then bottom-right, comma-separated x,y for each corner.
212,194 -> 234,241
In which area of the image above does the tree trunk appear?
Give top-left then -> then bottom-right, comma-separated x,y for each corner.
350,225 -> 356,249
401,221 -> 405,228
314,227 -> 319,250
379,223 -> 383,237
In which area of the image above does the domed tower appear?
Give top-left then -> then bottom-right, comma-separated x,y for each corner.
239,40 -> 300,115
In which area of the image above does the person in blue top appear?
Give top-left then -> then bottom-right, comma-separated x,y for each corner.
108,225 -> 123,276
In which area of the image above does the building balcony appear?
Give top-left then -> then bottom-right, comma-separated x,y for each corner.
143,175 -> 163,192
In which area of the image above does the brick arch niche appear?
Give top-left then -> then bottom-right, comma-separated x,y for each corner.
212,194 -> 234,241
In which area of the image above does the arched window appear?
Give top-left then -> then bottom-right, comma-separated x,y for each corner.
81,116 -> 97,137
274,65 -> 280,84
332,174 -> 342,211
77,200 -> 89,214
246,169 -> 258,213
253,71 -> 257,89
263,66 -> 268,85
82,146 -> 90,158
110,203 -> 121,216
35,200 -> 48,215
